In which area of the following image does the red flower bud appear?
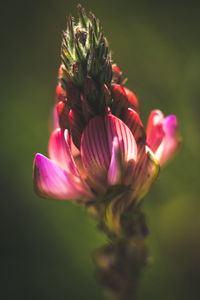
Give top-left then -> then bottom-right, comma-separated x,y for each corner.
111,84 -> 128,117
112,64 -> 122,84
111,84 -> 140,117
57,101 -> 70,129
123,87 -> 139,114
56,84 -> 66,103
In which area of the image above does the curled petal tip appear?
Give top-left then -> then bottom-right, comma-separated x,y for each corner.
33,153 -> 93,201
48,128 -> 77,174
157,114 -> 181,166
163,114 -> 178,132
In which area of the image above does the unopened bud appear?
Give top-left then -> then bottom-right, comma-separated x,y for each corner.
55,84 -> 66,103
112,64 -> 122,84
111,84 -> 140,117
111,84 -> 128,117
57,101 -> 70,129
124,88 -> 139,114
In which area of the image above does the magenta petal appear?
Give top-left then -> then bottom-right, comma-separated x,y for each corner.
81,113 -> 137,189
105,113 -> 137,168
156,115 -> 180,166
81,115 -> 110,189
33,154 -> 93,200
48,128 -> 79,176
107,137 -> 122,185
146,110 -> 165,152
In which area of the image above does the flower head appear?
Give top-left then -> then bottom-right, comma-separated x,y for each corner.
34,108 -> 159,205
33,5 -> 181,233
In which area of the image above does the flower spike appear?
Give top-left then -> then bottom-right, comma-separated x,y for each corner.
33,6 -> 181,299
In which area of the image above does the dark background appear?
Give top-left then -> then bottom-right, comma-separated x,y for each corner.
1,0 -> 200,299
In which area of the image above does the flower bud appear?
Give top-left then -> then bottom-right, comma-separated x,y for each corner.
123,87 -> 139,114
55,84 -> 66,103
56,101 -> 70,129
112,64 -> 122,84
111,84 -> 140,117
111,84 -> 128,117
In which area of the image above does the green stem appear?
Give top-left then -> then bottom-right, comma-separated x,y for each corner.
93,206 -> 149,300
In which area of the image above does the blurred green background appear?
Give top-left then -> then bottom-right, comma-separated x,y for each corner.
1,0 -> 200,299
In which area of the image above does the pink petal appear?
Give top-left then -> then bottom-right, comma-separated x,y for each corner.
123,108 -> 146,143
33,154 -> 93,201
81,113 -> 137,190
156,115 -> 181,166
81,115 -> 110,190
105,113 -> 137,167
48,128 -> 79,176
50,105 -> 60,131
146,110 -> 165,152
107,137 -> 122,185
68,135 -> 81,158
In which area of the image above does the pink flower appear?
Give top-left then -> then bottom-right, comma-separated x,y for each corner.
33,109 -> 159,203
146,110 -> 181,167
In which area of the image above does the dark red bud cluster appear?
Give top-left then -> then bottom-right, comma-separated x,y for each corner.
55,63 -> 140,149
